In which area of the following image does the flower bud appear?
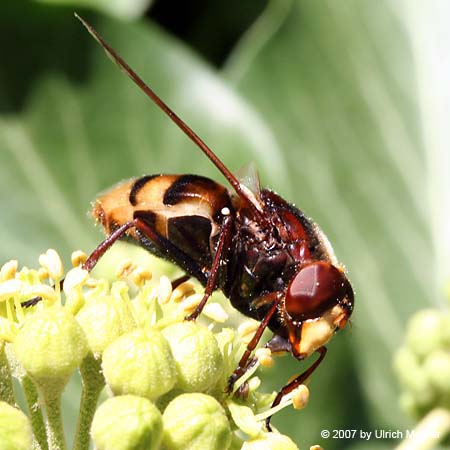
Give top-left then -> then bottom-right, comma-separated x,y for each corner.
102,329 -> 176,401
440,311 -> 450,348
423,350 -> 450,396
91,395 -> 162,450
399,392 -> 421,418
406,309 -> 443,359
393,347 -> 435,407
162,322 -> 222,393
13,307 -> 88,388
241,432 -> 299,450
0,402 -> 32,450
76,295 -> 135,356
162,393 -> 231,450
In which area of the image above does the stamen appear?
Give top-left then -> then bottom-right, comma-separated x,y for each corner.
203,303 -> 229,323
255,348 -> 273,367
71,250 -> 87,267
0,260 -> 18,281
39,249 -> 64,280
171,281 -> 195,303
238,320 -> 259,344
157,276 -> 172,304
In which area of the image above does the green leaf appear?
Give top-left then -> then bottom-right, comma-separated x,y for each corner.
225,0 -> 434,442
34,0 -> 153,20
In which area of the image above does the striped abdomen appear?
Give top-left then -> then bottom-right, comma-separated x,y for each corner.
92,174 -> 233,280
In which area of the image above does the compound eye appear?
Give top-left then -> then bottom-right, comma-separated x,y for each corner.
285,261 -> 348,320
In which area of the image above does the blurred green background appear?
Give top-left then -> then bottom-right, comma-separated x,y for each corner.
1,0 -> 447,449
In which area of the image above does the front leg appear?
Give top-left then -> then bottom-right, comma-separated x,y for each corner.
265,346 -> 327,431
227,292 -> 283,393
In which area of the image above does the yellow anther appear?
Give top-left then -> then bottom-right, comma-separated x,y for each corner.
255,348 -> 273,367
0,260 -> 18,281
171,281 -> 195,303
292,384 -> 310,410
115,259 -> 136,279
179,293 -> 203,314
64,267 -> 89,294
37,267 -> 49,281
71,250 -> 87,267
39,249 -> 64,280
238,320 -> 259,344
130,267 -> 152,287
203,302 -> 229,323
157,275 -> 172,305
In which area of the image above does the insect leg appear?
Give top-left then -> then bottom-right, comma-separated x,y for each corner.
265,346 -> 327,431
133,213 -> 208,284
83,221 -> 137,272
171,274 -> 191,289
185,214 -> 234,321
227,292 -> 283,392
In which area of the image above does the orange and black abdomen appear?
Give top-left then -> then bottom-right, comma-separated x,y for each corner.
92,174 -> 233,282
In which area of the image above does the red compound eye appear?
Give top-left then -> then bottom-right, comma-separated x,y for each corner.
285,261 -> 351,321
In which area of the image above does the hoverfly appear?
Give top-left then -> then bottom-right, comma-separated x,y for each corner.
76,14 -> 354,429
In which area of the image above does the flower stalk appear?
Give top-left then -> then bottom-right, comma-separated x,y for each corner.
0,342 -> 14,405
72,355 -> 105,450
40,385 -> 66,450
21,375 -> 48,450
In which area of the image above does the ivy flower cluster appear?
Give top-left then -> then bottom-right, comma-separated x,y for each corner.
0,248 -> 319,450
393,307 -> 450,448
394,308 -> 450,417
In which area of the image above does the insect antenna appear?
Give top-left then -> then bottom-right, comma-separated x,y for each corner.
75,13 -> 265,221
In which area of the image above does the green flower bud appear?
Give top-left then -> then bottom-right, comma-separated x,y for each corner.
406,309 -> 443,359
0,402 -> 32,450
102,329 -> 176,401
241,432 -> 299,450
440,311 -> 450,348
399,392 -> 421,418
423,350 -> 450,395
162,322 -> 222,392
13,307 -> 88,388
76,295 -> 135,356
393,347 -> 435,407
162,393 -> 231,450
92,395 -> 162,450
